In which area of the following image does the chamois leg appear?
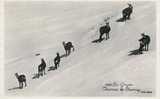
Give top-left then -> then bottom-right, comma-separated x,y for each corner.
68,50 -> 71,56
19,82 -> 22,89
38,67 -> 41,77
128,15 -> 131,20
106,33 -> 109,40
44,69 -> 46,75
67,50 -> 69,56
144,45 -> 147,51
41,71 -> 43,76
41,70 -> 43,76
65,50 -> 68,56
43,70 -> 45,75
72,47 -> 75,52
99,33 -> 103,40
22,82 -> 23,88
108,33 -> 110,39
105,33 -> 107,40
146,44 -> 149,51
37,73 -> 40,78
54,62 -> 57,69
126,14 -> 129,20
25,81 -> 27,87
57,63 -> 59,67
38,71 -> 40,77
19,82 -> 21,88
123,14 -> 127,21
38,71 -> 42,77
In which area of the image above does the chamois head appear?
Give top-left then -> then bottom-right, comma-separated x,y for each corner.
15,73 -> 19,78
56,52 -> 60,56
62,41 -> 66,46
128,3 -> 132,8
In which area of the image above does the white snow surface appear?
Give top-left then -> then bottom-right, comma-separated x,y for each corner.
5,1 -> 156,96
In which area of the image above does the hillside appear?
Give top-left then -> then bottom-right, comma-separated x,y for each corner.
5,1 -> 156,96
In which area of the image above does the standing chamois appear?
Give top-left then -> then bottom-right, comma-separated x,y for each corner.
122,3 -> 133,21
62,41 -> 75,56
15,73 -> 27,89
38,58 -> 46,78
99,22 -> 111,41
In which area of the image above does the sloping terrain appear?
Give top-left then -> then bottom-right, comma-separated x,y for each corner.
5,1 -> 156,96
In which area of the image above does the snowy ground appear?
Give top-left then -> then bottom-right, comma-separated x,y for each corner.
4,1 -> 156,96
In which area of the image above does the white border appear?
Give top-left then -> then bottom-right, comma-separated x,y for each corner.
156,0 -> 160,98
0,0 -> 159,99
0,0 -> 4,96
3,0 -> 160,2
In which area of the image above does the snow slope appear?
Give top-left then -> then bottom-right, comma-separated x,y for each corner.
5,1 -> 156,96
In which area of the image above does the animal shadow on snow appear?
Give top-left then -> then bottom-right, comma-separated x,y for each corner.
32,73 -> 40,79
116,17 -> 127,22
8,86 -> 22,91
92,38 -> 105,43
128,49 -> 143,56
48,54 -> 67,71
34,53 -> 70,74
60,54 -> 67,58
48,66 -> 57,71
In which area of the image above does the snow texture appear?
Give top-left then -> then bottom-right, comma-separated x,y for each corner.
5,1 -> 156,96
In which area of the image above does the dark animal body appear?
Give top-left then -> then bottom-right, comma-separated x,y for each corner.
38,58 -> 46,78
15,73 -> 27,89
123,4 -> 133,20
63,41 -> 74,56
99,24 -> 111,40
116,4 -> 133,22
139,35 -> 150,51
54,53 -> 61,69
129,34 -> 151,56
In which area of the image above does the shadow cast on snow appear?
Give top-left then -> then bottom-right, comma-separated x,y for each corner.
32,53 -> 68,79
8,86 -> 21,91
32,73 -> 39,79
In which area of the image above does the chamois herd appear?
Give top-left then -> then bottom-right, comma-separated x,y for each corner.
13,3 -> 151,89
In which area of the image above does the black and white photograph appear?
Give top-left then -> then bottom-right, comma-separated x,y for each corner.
2,0 -> 158,97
